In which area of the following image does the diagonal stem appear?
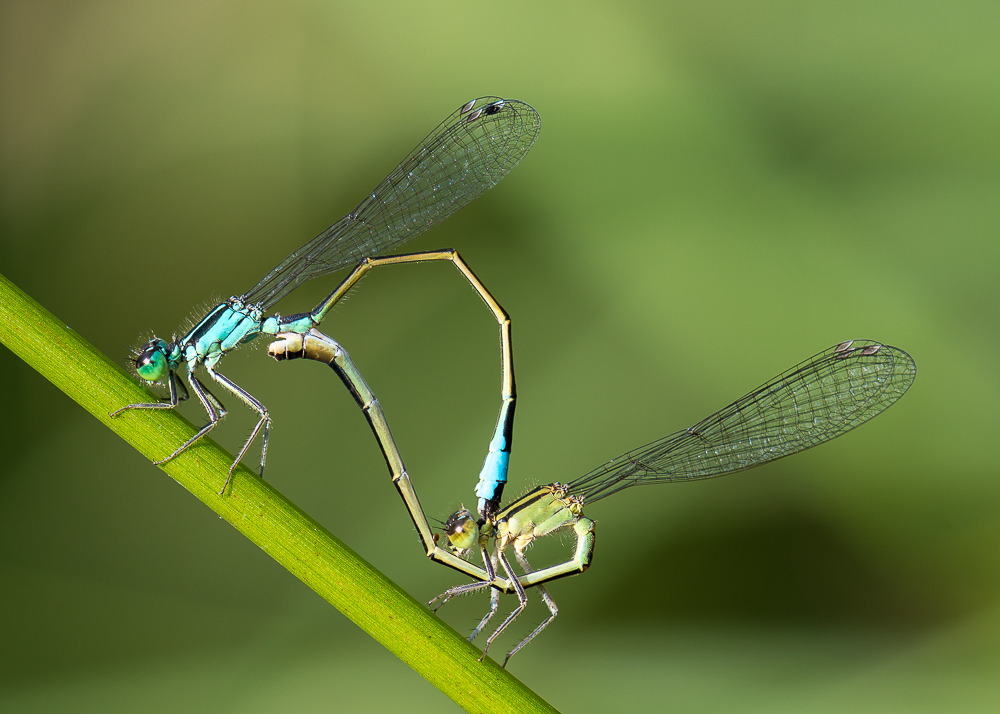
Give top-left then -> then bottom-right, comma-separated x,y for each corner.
0,272 -> 559,714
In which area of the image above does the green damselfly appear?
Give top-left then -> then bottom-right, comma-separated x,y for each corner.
271,331 -> 915,666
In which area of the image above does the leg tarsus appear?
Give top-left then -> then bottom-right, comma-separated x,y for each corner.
206,365 -> 271,494
480,551 -> 527,662
502,552 -> 559,667
152,372 -> 223,466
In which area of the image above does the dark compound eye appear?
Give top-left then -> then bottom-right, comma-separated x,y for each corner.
483,101 -> 504,115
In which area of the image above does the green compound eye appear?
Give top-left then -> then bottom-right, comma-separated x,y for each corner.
135,343 -> 168,381
444,508 -> 480,553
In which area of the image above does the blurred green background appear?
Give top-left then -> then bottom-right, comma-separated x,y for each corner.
2,0 -> 998,711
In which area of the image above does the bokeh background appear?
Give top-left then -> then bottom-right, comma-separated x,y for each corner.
2,1 -> 998,711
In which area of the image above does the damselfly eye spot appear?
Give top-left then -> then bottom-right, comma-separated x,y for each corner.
484,100 -> 504,115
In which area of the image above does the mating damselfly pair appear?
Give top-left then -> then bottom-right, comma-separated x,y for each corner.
113,96 -> 916,666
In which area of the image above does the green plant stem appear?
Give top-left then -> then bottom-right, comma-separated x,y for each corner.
0,272 -> 559,714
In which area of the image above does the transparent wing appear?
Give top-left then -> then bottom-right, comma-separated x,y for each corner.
243,97 -> 540,309
570,340 -> 916,503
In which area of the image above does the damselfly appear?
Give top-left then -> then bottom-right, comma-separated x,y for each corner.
112,97 -> 538,493
270,331 -> 915,666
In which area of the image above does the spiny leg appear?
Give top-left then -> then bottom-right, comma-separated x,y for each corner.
429,544 -> 498,610
152,372 -> 226,466
503,551 -> 559,667
427,548 -> 496,608
480,550 -> 528,662
426,556 -> 501,643
196,374 -> 227,422
470,585 -> 502,643
513,517 -> 597,590
428,579 -> 492,610
110,367 -> 186,417
203,365 -> 271,494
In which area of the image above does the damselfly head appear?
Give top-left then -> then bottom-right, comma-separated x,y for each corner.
444,507 -> 479,555
131,338 -> 170,382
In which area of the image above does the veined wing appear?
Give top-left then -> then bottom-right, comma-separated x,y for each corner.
243,97 -> 540,309
571,340 -> 916,503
